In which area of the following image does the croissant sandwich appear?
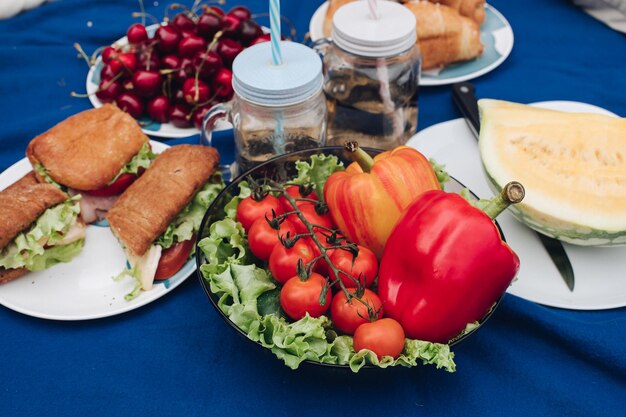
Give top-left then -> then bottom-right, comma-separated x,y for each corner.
0,172 -> 86,284
26,104 -> 155,223
106,145 -> 220,299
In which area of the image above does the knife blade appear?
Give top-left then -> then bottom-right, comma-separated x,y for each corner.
451,82 -> 576,292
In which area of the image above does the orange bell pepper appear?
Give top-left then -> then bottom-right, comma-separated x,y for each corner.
323,142 -> 441,258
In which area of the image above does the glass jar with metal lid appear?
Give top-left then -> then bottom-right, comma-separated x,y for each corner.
202,41 -> 326,176
317,0 -> 421,150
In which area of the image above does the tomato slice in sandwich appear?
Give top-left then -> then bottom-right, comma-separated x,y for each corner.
82,173 -> 138,197
154,238 -> 195,281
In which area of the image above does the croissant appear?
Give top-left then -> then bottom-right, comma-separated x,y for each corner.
422,0 -> 485,24
404,1 -> 484,69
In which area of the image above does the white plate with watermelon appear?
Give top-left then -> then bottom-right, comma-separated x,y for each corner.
407,101 -> 626,310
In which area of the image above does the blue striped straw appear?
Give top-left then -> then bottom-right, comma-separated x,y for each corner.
270,0 -> 282,65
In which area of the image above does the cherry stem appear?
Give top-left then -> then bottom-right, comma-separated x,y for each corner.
345,141 -> 375,173
131,12 -> 159,25
251,13 -> 298,39
138,0 -> 146,26
73,43 -> 92,68
194,30 -> 223,97
70,71 -> 123,98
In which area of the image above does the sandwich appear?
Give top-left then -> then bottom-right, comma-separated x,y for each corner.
106,144 -> 221,299
26,104 -> 155,223
0,172 -> 86,284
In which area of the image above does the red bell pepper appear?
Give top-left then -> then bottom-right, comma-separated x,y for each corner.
377,182 -> 525,343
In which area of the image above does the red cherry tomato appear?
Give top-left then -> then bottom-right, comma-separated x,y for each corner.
290,203 -> 334,234
154,238 -> 195,280
268,238 -> 317,284
280,272 -> 332,320
248,218 -> 297,262
236,194 -> 283,232
330,288 -> 383,335
278,185 -> 318,212
82,173 -> 138,197
353,318 -> 405,359
312,230 -> 345,276
329,245 -> 378,288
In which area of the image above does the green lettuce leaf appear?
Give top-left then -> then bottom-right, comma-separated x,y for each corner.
115,142 -> 156,179
293,154 -> 344,202
430,158 -> 450,189
0,196 -> 83,271
155,174 -> 225,250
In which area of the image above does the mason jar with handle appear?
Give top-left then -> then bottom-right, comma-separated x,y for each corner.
202,41 -> 326,179
314,0 -> 421,150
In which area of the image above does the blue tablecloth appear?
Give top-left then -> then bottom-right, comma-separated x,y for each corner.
1,1 -> 625,416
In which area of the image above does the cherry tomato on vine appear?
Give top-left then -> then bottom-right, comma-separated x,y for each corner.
329,245 -> 378,288
248,218 -> 297,262
236,194 -> 283,232
290,203 -> 334,234
312,230 -> 345,276
330,288 -> 383,335
280,272 -> 332,320
154,238 -> 194,280
268,238 -> 317,284
353,318 -> 405,359
278,185 -> 318,212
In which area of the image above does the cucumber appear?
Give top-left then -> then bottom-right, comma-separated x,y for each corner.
478,99 -> 626,246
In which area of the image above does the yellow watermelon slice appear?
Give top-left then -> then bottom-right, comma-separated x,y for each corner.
478,99 -> 626,246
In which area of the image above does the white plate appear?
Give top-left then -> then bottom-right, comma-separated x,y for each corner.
86,24 -> 230,139
406,101 -> 626,310
309,2 -> 514,86
0,141 -> 195,320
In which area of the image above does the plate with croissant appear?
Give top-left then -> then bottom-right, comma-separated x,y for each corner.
309,0 -> 514,86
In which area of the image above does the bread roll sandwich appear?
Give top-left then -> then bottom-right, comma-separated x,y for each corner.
26,104 -> 155,223
0,172 -> 86,284
106,145 -> 220,299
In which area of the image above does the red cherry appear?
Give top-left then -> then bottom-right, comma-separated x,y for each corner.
183,78 -> 210,105
132,70 -> 162,97
213,67 -> 233,99
172,57 -> 195,84
100,63 -> 118,80
171,13 -> 196,32
109,52 -> 137,75
101,46 -> 119,64
169,103 -> 193,128
96,79 -> 123,103
239,19 -> 263,45
196,12 -> 222,40
193,50 -> 222,79
249,33 -> 271,46
116,92 -> 144,118
160,54 -> 180,70
217,38 -> 243,68
192,105 -> 213,129
221,14 -> 241,38
227,6 -> 252,20
178,35 -> 206,58
205,6 -> 225,16
147,95 -> 171,123
155,25 -> 181,53
127,23 -> 148,44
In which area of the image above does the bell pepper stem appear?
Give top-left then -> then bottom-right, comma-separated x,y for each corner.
345,142 -> 375,173
482,181 -> 525,219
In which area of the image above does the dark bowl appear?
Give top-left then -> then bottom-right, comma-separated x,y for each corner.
195,146 -> 505,369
